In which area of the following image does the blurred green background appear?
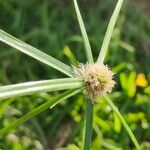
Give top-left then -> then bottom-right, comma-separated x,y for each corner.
0,0 -> 150,149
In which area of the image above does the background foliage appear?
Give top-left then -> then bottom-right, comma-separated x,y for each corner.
0,0 -> 150,149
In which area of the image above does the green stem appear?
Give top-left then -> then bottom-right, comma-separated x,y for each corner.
104,95 -> 141,150
83,100 -> 93,150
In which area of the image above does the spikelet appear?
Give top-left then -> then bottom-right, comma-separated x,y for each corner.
73,63 -> 115,102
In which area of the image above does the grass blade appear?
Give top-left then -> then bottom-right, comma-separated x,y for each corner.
104,95 -> 140,150
0,30 -> 72,77
0,88 -> 83,135
73,0 -> 93,63
83,100 -> 93,150
0,78 -> 83,100
97,0 -> 124,63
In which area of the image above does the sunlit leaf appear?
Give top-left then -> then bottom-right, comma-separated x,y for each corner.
119,73 -> 127,90
127,72 -> 136,97
63,46 -> 78,66
113,113 -> 121,133
144,86 -> 150,94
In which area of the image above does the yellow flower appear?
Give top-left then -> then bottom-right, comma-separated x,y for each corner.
136,73 -> 148,87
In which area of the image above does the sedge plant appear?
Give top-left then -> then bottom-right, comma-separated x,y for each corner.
0,0 -> 140,149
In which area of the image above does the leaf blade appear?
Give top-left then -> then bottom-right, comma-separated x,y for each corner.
104,95 -> 140,150
0,30 -> 72,77
73,0 -> 93,63
97,0 -> 124,63
0,78 -> 83,100
0,88 -> 83,135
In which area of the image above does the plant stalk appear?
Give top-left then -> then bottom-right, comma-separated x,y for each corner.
83,100 -> 93,150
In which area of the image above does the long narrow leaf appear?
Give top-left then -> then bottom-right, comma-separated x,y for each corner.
0,30 -> 72,77
0,78 -> 83,100
0,88 -> 83,135
97,0 -> 123,63
73,0 -> 93,63
104,95 -> 140,150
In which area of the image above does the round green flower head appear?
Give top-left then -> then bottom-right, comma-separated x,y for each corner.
74,63 -> 115,102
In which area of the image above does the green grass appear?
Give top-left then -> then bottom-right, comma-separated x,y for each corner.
0,0 -> 150,149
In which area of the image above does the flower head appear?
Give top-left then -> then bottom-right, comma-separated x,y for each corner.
74,63 -> 115,102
